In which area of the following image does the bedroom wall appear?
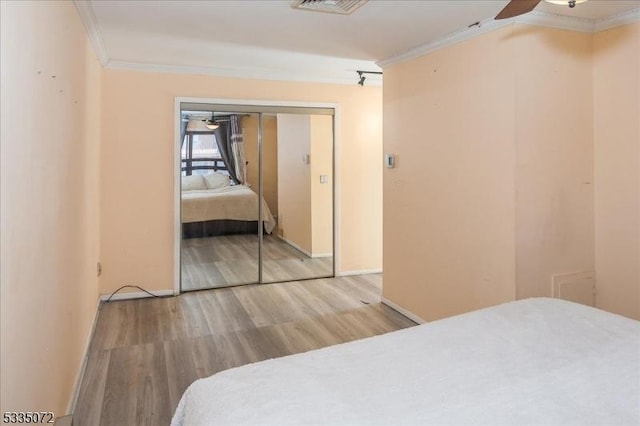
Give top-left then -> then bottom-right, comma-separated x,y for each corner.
383,24 -> 597,321
593,22 -> 640,320
263,116 -> 280,217
277,114 -> 313,253
243,112 -> 333,257
311,115 -> 334,256
514,28 -> 594,300
242,114 -> 279,216
100,70 -> 382,294
382,26 -> 518,321
0,0 -> 101,416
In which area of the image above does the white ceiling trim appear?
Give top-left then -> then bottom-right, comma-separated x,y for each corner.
594,7 -> 640,32
376,17 -> 510,69
73,0 -> 109,66
378,8 -> 640,69
519,10 -> 596,32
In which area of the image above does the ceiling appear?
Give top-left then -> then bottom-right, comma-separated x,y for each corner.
82,0 -> 640,84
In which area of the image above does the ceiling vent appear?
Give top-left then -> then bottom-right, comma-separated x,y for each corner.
292,0 -> 368,15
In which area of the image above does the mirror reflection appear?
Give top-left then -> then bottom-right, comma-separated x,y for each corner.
180,108 -> 333,291
262,113 -> 333,283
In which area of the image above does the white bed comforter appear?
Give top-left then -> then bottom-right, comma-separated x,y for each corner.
181,185 -> 276,234
171,298 -> 640,426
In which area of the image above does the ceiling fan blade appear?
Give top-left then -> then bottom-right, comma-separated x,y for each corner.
495,0 -> 542,20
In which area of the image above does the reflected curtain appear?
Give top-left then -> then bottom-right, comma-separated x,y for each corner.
230,115 -> 247,185
214,124 -> 240,184
180,119 -> 188,148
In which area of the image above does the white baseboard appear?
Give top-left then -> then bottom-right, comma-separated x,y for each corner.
276,235 -> 313,258
276,236 -> 333,259
99,289 -> 175,302
382,297 -> 426,324
337,268 -> 383,277
311,252 -> 333,258
67,296 -> 101,414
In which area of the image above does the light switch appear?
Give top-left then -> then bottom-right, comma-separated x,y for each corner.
320,175 -> 329,184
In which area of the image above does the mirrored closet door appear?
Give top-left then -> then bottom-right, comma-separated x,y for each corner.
180,111 -> 260,290
179,103 -> 334,292
262,113 -> 334,283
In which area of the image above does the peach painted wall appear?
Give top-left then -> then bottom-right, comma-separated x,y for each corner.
243,115 -> 279,216
593,22 -> 640,320
383,24 -> 602,321
277,114 -> 313,253
262,116 -> 279,217
383,26 -> 518,321
311,115 -> 334,256
514,27 -> 594,300
100,70 -> 382,294
1,0 -> 101,415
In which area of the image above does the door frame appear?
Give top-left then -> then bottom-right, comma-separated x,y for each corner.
173,97 -> 341,295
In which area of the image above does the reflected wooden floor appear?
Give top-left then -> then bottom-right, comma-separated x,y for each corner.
181,234 -> 333,291
73,274 -> 415,426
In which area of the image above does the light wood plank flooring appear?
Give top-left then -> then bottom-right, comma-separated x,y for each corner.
73,274 -> 415,426
181,234 -> 333,290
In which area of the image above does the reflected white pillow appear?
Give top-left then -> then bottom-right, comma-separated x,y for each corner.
182,174 -> 206,191
203,172 -> 230,189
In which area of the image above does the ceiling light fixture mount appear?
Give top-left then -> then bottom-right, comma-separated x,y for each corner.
496,0 -> 588,19
544,0 -> 588,7
186,119 -> 210,132
204,113 -> 219,130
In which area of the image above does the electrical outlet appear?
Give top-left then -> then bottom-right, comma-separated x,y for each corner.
384,154 -> 395,168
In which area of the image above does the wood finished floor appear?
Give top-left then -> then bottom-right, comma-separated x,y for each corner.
73,274 -> 415,426
181,234 -> 333,290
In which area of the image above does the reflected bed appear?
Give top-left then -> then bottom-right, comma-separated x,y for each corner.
182,182 -> 276,238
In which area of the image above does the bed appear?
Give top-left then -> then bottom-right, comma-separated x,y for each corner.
171,298 -> 640,426
181,173 -> 276,237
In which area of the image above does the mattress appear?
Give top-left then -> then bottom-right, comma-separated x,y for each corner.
171,298 -> 640,426
181,185 -> 276,234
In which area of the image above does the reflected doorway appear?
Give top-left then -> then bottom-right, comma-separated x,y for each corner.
178,102 -> 335,291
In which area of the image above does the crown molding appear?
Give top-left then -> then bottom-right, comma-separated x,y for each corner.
105,60 -> 382,86
377,18 -> 509,69
595,7 -> 640,32
378,8 -> 640,69
73,0 -> 109,65
517,10 -> 594,32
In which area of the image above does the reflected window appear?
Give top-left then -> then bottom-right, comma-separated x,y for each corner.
181,132 -> 228,176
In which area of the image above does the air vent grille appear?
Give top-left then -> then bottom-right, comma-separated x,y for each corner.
292,0 -> 368,15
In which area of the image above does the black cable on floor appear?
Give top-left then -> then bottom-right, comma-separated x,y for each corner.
104,285 -> 161,303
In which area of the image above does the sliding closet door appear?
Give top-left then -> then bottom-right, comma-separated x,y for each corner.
261,113 -> 334,283
179,102 -> 335,292
180,111 -> 260,290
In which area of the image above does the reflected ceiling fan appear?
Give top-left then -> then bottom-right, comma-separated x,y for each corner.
496,0 -> 588,20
